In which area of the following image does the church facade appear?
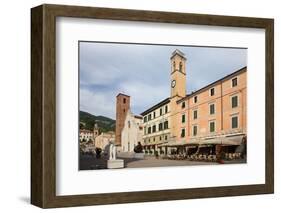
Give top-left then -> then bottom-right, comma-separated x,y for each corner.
121,110 -> 143,152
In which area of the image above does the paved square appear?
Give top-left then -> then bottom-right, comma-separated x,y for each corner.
79,154 -> 221,170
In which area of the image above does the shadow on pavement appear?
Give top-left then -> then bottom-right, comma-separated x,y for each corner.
79,153 -> 144,170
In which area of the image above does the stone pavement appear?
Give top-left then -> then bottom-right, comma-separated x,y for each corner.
124,156 -> 218,168
79,154 -> 220,170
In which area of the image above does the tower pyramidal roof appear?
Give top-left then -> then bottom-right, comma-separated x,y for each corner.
170,49 -> 186,60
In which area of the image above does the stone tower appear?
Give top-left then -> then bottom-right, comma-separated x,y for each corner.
115,93 -> 130,146
170,49 -> 187,98
170,50 -> 187,138
93,123 -> 99,139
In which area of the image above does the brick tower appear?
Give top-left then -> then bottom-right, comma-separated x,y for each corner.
115,93 -> 130,146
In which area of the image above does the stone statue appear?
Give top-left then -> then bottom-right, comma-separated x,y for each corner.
109,141 -> 116,160
107,140 -> 124,169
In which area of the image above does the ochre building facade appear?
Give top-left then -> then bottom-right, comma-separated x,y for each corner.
140,49 -> 247,154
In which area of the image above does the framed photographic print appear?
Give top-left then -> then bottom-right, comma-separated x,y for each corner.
31,4 -> 274,208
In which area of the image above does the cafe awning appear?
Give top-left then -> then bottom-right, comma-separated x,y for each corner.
144,141 -> 166,146
155,134 -> 245,147
222,135 -> 245,145
201,135 -> 245,146
158,140 -> 199,147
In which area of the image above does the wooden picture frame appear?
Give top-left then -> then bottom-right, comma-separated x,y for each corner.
31,4 -> 274,208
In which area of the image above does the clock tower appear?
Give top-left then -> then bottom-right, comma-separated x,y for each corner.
169,49 -> 187,140
170,49 -> 187,98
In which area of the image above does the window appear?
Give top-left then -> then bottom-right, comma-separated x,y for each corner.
232,96 -> 238,108
128,121 -> 130,128
144,127 -> 146,135
193,110 -> 198,120
148,114 -> 151,121
181,102 -> 185,109
165,105 -> 168,113
123,98 -> 126,104
153,111 -> 156,118
181,128 -> 185,138
182,114 -> 186,123
160,108 -> 163,116
209,121 -> 215,132
210,88 -> 215,96
232,77 -> 238,87
159,136 -> 162,141
153,137 -> 155,142
165,135 -> 168,140
164,121 -> 169,129
210,104 -> 215,115
179,62 -> 183,72
173,61 -> 176,71
148,127 -> 151,134
123,109 -> 125,113
232,116 -> 238,129
144,116 -> 147,123
152,125 -> 156,133
159,123 -> 163,131
193,126 -> 198,136
194,96 -> 198,103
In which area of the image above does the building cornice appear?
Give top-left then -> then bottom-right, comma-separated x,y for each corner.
177,66 -> 247,104
171,70 -> 186,76
116,93 -> 130,98
140,98 -> 170,116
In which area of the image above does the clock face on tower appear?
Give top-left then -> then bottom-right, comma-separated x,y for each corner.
171,80 -> 176,88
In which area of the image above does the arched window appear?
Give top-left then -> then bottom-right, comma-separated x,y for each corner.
173,61 -> 176,71
179,62 -> 183,72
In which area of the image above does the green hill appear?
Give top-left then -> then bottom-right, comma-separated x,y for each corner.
79,111 -> 115,133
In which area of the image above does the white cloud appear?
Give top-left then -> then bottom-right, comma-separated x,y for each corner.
119,80 -> 169,114
79,42 -> 247,119
80,89 -> 116,119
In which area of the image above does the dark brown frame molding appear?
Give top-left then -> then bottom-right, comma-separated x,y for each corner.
31,4 -> 274,208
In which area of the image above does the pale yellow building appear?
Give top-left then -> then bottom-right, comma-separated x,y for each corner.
141,98 -> 171,152
79,124 -> 99,142
79,129 -> 94,142
94,131 -> 115,150
141,99 -> 171,154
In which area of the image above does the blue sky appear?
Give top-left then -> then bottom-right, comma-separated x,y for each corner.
79,42 -> 247,119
